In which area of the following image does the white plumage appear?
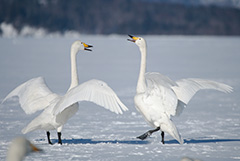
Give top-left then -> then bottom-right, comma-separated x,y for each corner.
53,79 -> 127,115
3,77 -> 58,115
2,40 -> 128,144
128,35 -> 232,144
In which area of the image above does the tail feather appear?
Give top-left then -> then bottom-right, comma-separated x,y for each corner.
21,113 -> 49,134
22,125 -> 39,134
161,118 -> 184,144
22,118 -> 41,134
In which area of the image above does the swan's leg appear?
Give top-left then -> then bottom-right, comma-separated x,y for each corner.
46,131 -> 53,145
137,127 -> 160,140
57,126 -> 63,145
161,131 -> 165,144
57,132 -> 62,145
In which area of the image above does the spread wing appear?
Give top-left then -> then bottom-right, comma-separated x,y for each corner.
145,73 -> 233,116
172,78 -> 233,105
2,77 -> 59,114
53,79 -> 128,115
172,78 -> 233,115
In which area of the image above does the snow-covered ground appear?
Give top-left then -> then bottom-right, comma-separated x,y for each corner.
0,35 -> 239,161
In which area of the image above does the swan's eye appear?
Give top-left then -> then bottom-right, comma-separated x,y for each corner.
139,38 -> 141,40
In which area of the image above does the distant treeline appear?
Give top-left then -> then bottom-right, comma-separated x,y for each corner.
1,0 -> 240,35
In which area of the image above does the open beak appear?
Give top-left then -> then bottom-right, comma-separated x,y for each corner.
83,42 -> 93,51
127,34 -> 139,43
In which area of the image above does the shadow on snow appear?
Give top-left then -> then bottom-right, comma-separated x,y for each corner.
39,137 -> 240,145
51,138 -> 150,145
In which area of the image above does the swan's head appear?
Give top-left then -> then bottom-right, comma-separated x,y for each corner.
6,137 -> 42,161
128,34 -> 146,48
71,40 -> 93,52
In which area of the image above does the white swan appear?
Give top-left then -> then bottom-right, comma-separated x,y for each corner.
6,137 -> 42,161
2,40 -> 128,144
128,35 -> 233,144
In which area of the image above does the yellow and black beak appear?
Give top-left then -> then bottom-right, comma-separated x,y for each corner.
82,42 -> 93,51
127,34 -> 139,43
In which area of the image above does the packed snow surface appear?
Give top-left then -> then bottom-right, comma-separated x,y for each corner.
0,35 -> 239,161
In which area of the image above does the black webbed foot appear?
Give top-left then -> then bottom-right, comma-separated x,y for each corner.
137,127 -> 160,140
137,131 -> 151,140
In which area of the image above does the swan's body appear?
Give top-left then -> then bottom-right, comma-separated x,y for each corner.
3,41 -> 128,144
128,35 -> 233,144
6,137 -> 41,161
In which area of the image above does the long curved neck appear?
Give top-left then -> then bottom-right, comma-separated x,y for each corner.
68,48 -> 79,91
137,45 -> 147,94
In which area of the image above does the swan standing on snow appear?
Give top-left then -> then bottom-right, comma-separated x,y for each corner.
6,137 -> 42,161
128,35 -> 232,144
2,40 -> 128,145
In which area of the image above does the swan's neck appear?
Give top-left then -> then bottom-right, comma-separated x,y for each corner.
137,45 -> 147,94
68,48 -> 79,91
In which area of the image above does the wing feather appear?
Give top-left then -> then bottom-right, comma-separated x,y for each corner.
2,77 -> 58,114
53,79 -> 128,115
145,72 -> 177,89
172,78 -> 233,105
145,72 -> 178,116
145,73 -> 233,117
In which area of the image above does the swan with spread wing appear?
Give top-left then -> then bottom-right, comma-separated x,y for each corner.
128,35 -> 232,144
2,40 -> 128,145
